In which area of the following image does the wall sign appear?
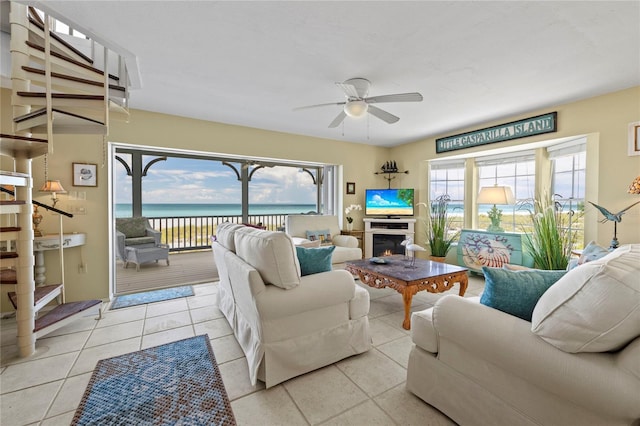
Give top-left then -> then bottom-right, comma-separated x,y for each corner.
436,112 -> 557,153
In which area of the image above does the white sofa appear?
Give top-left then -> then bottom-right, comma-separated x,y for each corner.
285,214 -> 361,267
406,244 -> 640,425
211,222 -> 372,388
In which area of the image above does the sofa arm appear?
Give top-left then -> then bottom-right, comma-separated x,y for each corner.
115,230 -> 126,260
432,295 -> 640,420
146,228 -> 161,245
332,234 -> 358,248
256,269 -> 356,320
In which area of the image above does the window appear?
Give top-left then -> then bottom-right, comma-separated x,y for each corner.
476,152 -> 536,232
548,140 -> 586,249
429,160 -> 465,230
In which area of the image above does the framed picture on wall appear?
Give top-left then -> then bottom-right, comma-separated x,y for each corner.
72,163 -> 97,186
629,121 -> 640,156
346,182 -> 356,194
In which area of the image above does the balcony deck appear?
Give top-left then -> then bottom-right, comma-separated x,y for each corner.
115,249 -> 218,295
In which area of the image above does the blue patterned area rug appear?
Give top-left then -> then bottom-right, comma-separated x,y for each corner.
72,335 -> 236,426
110,286 -> 194,310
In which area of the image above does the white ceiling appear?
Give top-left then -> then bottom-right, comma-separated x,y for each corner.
9,1 -> 640,147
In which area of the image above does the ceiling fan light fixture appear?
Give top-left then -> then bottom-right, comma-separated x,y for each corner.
344,100 -> 368,118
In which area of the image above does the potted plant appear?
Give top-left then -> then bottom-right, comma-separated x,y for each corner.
520,194 -> 579,270
422,195 -> 460,262
344,204 -> 362,231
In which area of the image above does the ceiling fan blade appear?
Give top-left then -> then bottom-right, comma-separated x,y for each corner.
328,111 -> 347,128
293,101 -> 345,111
365,92 -> 423,104
335,82 -> 360,99
368,105 -> 400,124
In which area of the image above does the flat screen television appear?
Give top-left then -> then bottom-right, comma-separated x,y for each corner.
365,188 -> 415,217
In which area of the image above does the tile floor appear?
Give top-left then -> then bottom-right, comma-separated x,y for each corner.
1,275 -> 485,426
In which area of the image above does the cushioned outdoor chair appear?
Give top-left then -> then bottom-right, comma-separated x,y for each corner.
114,217 -> 161,262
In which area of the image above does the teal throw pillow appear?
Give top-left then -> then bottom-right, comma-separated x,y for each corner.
296,245 -> 335,276
480,267 -> 567,321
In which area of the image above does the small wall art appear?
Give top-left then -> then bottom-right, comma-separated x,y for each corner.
629,121 -> 640,156
346,182 -> 356,194
73,162 -> 97,186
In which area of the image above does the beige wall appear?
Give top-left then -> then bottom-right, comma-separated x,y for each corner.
2,86 -> 639,309
391,86 -> 640,254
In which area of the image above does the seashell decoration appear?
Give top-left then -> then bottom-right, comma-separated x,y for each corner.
475,240 -> 511,268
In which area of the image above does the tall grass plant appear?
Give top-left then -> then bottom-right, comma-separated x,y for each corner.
520,195 -> 579,270
421,195 -> 460,257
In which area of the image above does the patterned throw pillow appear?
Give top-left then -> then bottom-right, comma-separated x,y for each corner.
305,229 -> 333,245
577,240 -> 610,265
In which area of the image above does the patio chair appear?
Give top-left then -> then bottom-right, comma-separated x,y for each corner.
114,217 -> 161,263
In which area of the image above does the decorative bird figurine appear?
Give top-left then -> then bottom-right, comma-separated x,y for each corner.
588,201 -> 640,223
401,237 -> 413,261
405,243 -> 426,268
588,200 -> 640,249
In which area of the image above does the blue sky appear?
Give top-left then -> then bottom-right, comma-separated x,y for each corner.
115,156 -> 318,204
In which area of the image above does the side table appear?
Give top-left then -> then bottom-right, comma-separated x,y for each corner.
341,230 -> 365,258
125,244 -> 170,271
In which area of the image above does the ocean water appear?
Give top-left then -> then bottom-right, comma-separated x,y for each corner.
115,202 -> 526,218
115,203 -> 318,218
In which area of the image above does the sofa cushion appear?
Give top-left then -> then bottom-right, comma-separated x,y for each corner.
531,244 -> 640,353
234,227 -> 301,290
296,245 -> 335,276
481,267 -> 566,321
215,222 -> 244,251
116,217 -> 148,238
306,229 -> 333,245
124,236 -> 156,246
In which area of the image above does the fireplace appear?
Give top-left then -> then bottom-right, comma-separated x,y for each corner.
373,234 -> 407,257
363,218 -> 415,258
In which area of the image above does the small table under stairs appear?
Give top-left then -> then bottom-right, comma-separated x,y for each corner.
34,233 -> 86,284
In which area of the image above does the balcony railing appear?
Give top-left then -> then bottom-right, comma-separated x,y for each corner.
148,213 -> 289,252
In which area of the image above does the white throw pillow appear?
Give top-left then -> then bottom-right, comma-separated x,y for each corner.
531,244 -> 640,353
234,227 -> 301,289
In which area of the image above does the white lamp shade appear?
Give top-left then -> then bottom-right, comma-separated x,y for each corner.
344,100 -> 368,117
477,185 -> 515,205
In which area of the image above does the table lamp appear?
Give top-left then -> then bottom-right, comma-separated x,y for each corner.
40,180 -> 66,208
477,185 -> 515,232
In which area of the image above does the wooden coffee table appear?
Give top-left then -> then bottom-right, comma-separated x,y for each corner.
346,255 -> 468,330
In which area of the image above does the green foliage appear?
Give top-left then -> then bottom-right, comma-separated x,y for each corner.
397,189 -> 414,207
520,195 -> 578,270
423,195 -> 460,257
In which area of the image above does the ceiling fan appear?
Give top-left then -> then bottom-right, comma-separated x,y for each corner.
294,78 -> 423,128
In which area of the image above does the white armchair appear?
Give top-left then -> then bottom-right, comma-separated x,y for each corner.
285,214 -> 361,267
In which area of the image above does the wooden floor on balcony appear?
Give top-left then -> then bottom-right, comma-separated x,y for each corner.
115,250 -> 219,295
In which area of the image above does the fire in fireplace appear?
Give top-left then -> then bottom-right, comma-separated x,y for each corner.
372,234 -> 407,257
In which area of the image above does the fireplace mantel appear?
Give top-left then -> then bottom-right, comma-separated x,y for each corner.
363,218 -> 416,258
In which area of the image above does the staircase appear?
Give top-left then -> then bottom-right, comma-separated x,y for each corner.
1,3 -> 131,357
